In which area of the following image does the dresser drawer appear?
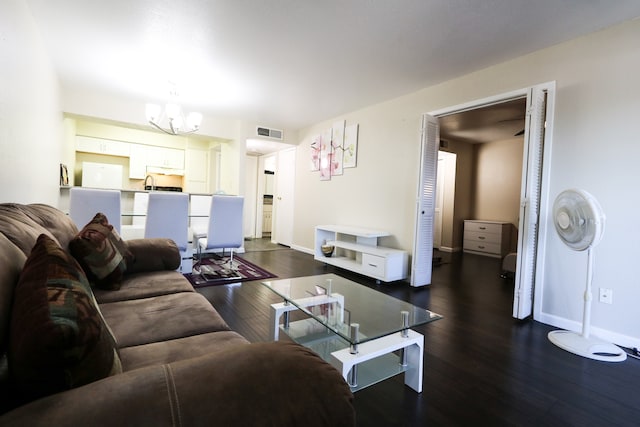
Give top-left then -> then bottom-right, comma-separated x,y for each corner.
362,253 -> 386,277
464,230 -> 502,245
464,221 -> 503,234
463,239 -> 501,255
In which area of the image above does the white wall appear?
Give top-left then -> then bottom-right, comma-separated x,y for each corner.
294,20 -> 640,347
0,0 -> 63,205
473,137 -> 524,227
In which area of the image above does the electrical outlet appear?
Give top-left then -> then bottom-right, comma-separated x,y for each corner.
599,288 -> 613,304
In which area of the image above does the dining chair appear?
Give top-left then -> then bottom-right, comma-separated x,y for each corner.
69,187 -> 122,234
193,195 -> 244,273
144,192 -> 191,273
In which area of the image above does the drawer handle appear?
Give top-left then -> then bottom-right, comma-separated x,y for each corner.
478,236 -> 485,240
478,245 -> 485,249
479,226 -> 487,230
368,263 -> 378,267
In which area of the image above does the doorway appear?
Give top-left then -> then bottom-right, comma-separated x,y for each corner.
415,83 -> 555,320
245,147 -> 296,252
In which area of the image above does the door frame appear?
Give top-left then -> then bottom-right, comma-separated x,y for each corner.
426,83 -> 555,320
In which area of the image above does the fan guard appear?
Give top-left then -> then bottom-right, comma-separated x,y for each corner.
553,189 -> 604,251
548,189 -> 626,362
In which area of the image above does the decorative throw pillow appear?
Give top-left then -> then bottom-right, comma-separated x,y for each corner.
9,234 -> 122,401
69,212 -> 133,290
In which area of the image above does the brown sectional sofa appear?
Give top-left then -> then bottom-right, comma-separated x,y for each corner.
0,203 -> 355,426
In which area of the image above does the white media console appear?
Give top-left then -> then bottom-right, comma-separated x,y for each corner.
314,225 -> 408,282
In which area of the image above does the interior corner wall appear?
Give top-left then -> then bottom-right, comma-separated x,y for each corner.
1,0 -> 63,206
472,137 -> 524,227
293,19 -> 640,347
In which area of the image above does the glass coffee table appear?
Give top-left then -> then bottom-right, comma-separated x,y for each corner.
261,274 -> 442,392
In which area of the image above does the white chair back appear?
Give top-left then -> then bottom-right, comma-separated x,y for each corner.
204,195 -> 244,251
69,187 -> 122,233
144,192 -> 189,251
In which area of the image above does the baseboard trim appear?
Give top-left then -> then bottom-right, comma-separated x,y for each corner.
537,312 -> 639,350
291,244 -> 313,255
435,246 -> 461,253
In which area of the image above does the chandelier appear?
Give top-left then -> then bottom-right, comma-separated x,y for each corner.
145,102 -> 203,135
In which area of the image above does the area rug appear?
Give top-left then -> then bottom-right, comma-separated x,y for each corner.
184,254 -> 277,288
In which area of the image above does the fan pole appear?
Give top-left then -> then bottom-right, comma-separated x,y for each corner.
581,248 -> 593,338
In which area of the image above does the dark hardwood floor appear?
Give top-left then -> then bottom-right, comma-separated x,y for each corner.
195,246 -> 640,427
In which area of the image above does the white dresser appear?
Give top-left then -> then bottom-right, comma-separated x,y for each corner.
463,220 -> 511,258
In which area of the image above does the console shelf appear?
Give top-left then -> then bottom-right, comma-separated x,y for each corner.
314,225 -> 408,282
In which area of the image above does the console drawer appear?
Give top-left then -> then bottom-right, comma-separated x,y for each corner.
362,253 -> 386,277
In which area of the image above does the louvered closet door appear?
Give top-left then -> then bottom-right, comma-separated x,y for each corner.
411,114 -> 439,287
512,85 -> 549,319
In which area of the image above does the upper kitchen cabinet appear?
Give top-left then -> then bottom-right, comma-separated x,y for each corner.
76,136 -> 130,157
129,144 -> 185,179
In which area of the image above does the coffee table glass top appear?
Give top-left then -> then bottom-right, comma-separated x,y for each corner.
261,274 -> 442,345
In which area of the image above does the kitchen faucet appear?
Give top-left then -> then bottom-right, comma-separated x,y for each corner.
144,175 -> 155,191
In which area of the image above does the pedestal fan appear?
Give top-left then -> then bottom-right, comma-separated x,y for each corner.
547,189 -> 626,362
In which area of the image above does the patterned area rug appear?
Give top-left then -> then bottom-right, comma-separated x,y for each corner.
184,254 -> 276,288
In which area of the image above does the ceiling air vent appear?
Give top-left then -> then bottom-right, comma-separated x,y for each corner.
257,126 -> 283,140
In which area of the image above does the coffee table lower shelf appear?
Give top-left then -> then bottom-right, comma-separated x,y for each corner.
274,315 -> 424,393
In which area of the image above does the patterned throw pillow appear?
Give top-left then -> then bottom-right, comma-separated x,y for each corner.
69,213 -> 133,290
9,234 -> 122,401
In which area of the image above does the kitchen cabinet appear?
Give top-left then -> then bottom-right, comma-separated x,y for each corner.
129,144 -> 147,179
147,146 -> 184,170
263,204 -> 272,233
76,136 -> 130,157
129,144 -> 185,179
463,220 -> 511,258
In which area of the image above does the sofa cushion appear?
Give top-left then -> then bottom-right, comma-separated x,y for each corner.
100,292 -> 231,348
20,203 -> 79,250
93,270 -> 194,304
0,203 -> 58,256
118,331 -> 249,371
9,234 -> 122,401
0,234 -> 27,354
69,213 -> 133,290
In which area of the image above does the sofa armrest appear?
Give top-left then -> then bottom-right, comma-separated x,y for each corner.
0,342 -> 355,427
125,238 -> 180,274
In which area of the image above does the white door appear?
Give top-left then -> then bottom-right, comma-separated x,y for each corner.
273,148 -> 296,246
411,114 -> 439,287
512,84 -> 553,319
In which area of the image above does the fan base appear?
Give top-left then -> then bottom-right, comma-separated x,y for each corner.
548,330 -> 627,362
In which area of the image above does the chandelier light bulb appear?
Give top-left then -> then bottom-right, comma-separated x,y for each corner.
165,103 -> 181,120
145,100 -> 202,136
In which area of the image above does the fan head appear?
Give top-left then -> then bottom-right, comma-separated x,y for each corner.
553,189 -> 605,251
